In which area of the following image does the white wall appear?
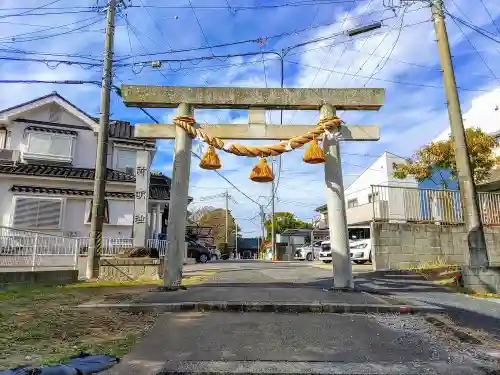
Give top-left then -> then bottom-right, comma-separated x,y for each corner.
2,103 -> 119,169
0,180 -> 13,227
0,176 -> 136,237
343,152 -> 418,224
345,153 -> 390,207
4,104 -> 103,169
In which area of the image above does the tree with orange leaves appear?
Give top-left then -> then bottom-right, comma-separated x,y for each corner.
393,128 -> 500,186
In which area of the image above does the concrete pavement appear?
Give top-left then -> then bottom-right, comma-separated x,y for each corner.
92,260 -> 500,374
355,271 -> 500,340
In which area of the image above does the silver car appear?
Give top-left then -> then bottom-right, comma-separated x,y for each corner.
294,241 -> 322,261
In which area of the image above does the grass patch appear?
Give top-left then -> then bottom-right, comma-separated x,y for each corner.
0,270 -> 217,370
0,282 -> 159,370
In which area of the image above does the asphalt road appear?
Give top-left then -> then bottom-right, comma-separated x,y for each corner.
0,257 -> 373,279
102,260 -> 500,375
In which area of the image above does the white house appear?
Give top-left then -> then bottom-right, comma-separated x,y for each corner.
315,152 -> 418,227
0,92 -> 171,239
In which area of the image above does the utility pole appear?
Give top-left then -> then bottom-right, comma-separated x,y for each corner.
271,160 -> 276,260
235,223 -> 238,258
430,0 -> 489,267
259,205 -> 266,258
225,190 -> 229,244
87,0 -> 117,279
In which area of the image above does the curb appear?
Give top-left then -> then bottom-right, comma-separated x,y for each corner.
76,301 -> 444,314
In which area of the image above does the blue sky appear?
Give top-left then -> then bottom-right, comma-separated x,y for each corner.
0,0 -> 500,236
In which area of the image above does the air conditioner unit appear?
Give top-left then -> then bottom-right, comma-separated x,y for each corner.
0,149 -> 20,163
125,167 -> 135,175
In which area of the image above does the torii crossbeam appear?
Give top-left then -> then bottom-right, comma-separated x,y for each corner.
121,85 -> 385,290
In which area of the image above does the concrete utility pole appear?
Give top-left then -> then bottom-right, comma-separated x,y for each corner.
225,190 -> 229,244
235,224 -> 238,257
271,160 -> 276,260
431,0 -> 489,267
87,0 -> 117,279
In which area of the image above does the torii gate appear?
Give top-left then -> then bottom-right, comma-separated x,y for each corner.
121,85 -> 385,290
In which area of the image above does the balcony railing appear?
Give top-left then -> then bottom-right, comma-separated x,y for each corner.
367,185 -> 500,225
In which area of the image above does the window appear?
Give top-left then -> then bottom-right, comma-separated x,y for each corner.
26,132 -> 73,161
115,149 -> 136,175
347,198 -> 358,208
86,199 -> 109,224
368,192 -> 379,203
12,197 -> 63,229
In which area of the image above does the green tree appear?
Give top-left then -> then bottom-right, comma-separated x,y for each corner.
264,212 -> 312,241
393,127 -> 500,186
197,208 -> 238,247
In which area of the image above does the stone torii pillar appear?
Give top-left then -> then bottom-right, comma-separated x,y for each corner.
121,85 -> 385,290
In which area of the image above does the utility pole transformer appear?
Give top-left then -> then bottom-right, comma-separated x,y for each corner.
87,0 -> 117,279
430,0 -> 489,267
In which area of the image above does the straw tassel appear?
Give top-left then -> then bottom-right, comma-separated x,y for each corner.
199,145 -> 222,170
303,139 -> 325,164
250,157 -> 274,183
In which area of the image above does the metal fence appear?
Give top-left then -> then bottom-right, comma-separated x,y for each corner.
0,227 -> 78,271
369,185 -> 500,225
0,226 -> 168,271
478,192 -> 500,225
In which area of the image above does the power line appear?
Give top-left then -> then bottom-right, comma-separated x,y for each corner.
364,6 -> 408,85
284,59 -> 490,92
0,0 -> 358,13
287,0 -> 360,125
444,2 -> 500,85
0,15 -> 104,43
478,0 -> 500,35
114,7 -> 395,61
444,11 -> 500,45
0,0 -> 64,20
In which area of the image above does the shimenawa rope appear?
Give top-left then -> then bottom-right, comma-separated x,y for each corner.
172,115 -> 343,157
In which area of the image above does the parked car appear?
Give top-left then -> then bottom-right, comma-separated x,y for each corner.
294,241 -> 322,261
319,241 -> 332,263
187,241 -> 211,263
349,238 -> 372,264
210,248 -> 221,260
319,240 -> 373,264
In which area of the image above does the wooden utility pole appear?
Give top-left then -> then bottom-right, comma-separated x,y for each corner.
121,85 -> 384,289
431,0 -> 488,267
87,0 -> 116,279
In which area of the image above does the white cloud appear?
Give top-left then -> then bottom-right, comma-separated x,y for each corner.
434,88 -> 500,141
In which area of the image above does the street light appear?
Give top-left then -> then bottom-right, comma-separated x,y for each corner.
346,22 -> 382,37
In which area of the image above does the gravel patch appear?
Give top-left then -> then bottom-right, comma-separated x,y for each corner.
372,313 -> 500,369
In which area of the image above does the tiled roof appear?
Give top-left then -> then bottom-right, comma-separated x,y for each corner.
26,125 -> 77,136
1,164 -> 172,200
0,164 -> 135,182
94,117 -> 155,144
10,185 -> 134,198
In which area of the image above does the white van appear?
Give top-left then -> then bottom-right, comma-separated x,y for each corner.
318,226 -> 372,264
